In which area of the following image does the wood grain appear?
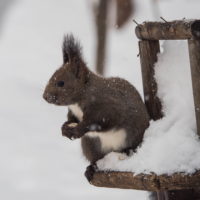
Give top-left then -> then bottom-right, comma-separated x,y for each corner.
90,170 -> 200,191
188,39 -> 200,136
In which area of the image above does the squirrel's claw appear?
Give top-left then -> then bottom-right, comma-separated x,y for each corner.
84,164 -> 97,183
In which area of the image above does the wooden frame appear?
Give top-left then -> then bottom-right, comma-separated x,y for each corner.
89,20 -> 200,200
137,20 -> 200,137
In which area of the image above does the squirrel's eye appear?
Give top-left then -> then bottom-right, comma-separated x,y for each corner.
56,80 -> 65,87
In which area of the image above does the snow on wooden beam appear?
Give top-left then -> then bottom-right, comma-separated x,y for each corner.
90,170 -> 200,191
135,20 -> 200,40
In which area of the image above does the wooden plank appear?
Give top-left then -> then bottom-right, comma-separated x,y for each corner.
90,171 -> 200,191
91,171 -> 159,191
157,191 -> 169,200
135,20 -> 200,40
188,39 -> 200,136
139,40 -> 163,120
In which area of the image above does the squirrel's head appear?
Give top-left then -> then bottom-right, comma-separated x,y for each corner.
43,34 -> 89,105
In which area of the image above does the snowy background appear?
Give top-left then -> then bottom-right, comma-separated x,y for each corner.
1,0 -> 200,199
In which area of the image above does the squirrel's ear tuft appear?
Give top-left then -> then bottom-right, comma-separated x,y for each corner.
62,34 -> 82,64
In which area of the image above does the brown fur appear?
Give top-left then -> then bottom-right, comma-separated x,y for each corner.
43,34 -> 149,166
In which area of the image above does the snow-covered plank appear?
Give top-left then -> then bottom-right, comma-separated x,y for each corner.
90,170 -> 200,191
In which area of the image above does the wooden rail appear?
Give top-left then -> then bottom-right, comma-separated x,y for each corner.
91,171 -> 200,191
135,20 -> 200,40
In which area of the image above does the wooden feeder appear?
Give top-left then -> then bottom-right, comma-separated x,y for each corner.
89,20 -> 200,200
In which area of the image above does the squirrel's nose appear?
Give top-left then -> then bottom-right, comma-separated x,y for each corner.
43,92 -> 58,104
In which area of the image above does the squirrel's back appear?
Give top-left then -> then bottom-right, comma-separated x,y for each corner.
80,73 -> 149,163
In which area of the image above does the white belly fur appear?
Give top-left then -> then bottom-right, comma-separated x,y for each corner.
68,103 -> 127,152
68,104 -> 83,121
86,129 -> 127,152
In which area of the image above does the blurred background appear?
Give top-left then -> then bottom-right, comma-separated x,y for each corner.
0,0 -> 200,199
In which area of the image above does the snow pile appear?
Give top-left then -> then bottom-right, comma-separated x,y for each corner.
97,41 -> 200,175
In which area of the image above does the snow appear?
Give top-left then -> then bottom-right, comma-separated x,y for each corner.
1,0 -> 200,199
97,40 -> 200,175
88,124 -> 102,131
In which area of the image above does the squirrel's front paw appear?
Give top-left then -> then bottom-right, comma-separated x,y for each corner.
61,122 -> 79,140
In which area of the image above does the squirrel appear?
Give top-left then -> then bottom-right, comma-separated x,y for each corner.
43,34 -> 149,182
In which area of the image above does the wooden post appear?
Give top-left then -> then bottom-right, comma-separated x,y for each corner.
139,39 -> 165,198
188,39 -> 200,136
139,40 -> 163,120
157,191 -> 169,200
